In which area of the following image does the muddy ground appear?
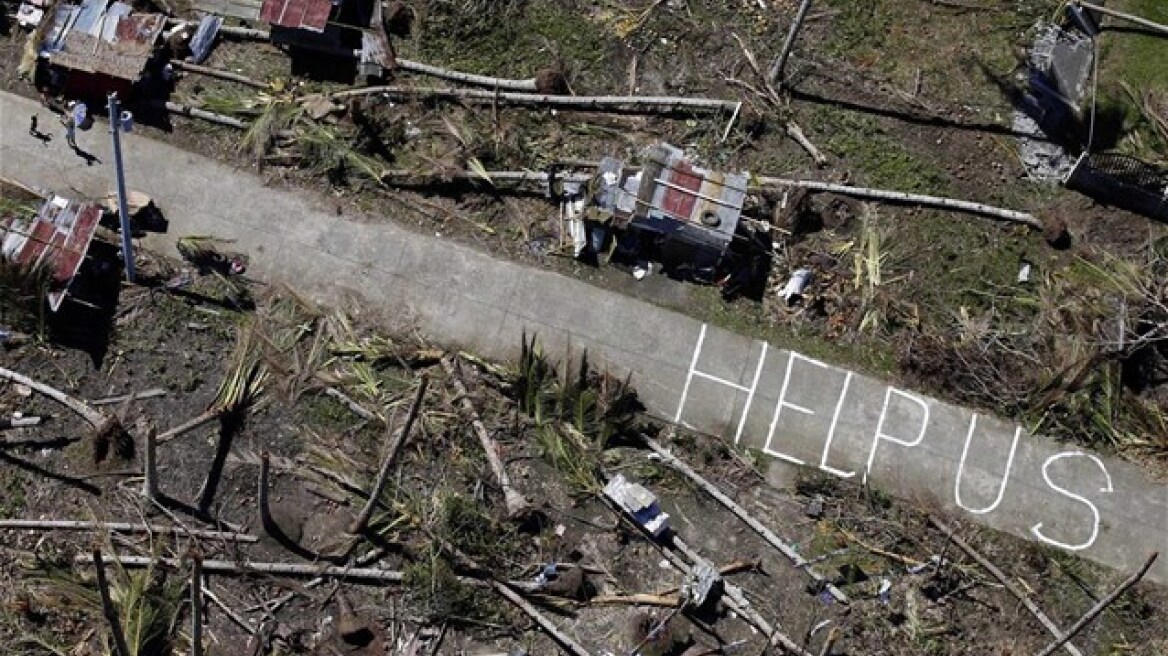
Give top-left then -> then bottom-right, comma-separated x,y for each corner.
0,263 -> 1166,656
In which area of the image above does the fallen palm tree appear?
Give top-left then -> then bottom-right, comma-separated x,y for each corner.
330,84 -> 741,114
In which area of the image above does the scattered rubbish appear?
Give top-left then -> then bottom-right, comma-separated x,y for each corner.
554,524 -> 567,538
189,15 -> 223,64
810,619 -> 833,636
659,559 -> 673,570
533,563 -> 558,589
779,267 -> 814,304
907,554 -> 949,575
805,494 -> 824,519
682,560 -> 723,608
0,415 -> 43,429
878,578 -> 892,604
17,0 -> 48,29
1018,261 -> 1032,284
12,384 -> 33,398
604,474 -> 670,537
563,182 -> 587,258
632,262 -> 652,280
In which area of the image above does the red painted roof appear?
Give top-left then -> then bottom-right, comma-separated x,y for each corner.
1,197 -> 102,312
260,0 -> 332,32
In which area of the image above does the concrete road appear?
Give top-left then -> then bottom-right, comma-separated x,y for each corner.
1,91 -> 1164,584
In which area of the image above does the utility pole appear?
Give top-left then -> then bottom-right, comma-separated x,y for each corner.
107,92 -> 136,282
769,0 -> 815,86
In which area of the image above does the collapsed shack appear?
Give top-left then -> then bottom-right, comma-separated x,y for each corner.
0,193 -> 102,312
572,143 -> 770,297
260,0 -> 393,81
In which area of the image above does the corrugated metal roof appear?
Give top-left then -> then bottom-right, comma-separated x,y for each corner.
259,0 -> 333,32
40,2 -> 164,81
0,196 -> 101,312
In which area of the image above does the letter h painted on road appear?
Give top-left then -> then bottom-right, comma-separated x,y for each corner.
674,324 -> 854,477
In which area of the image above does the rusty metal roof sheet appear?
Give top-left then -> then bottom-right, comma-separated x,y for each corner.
0,196 -> 102,312
260,0 -> 333,32
42,5 -> 165,81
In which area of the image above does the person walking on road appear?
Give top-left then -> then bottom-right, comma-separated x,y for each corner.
61,104 -> 77,149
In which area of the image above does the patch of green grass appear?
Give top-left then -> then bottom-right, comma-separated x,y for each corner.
1107,0 -> 1168,91
415,1 -> 608,77
814,107 -> 951,194
1094,0 -> 1168,161
0,474 -> 27,517
681,287 -> 899,377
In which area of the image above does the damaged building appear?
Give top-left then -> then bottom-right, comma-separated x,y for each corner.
1,195 -> 102,312
35,0 -> 167,97
259,0 -> 393,79
584,143 -> 763,292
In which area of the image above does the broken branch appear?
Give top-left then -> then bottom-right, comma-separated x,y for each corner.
441,357 -> 532,520
330,85 -> 739,114
348,376 -> 428,534
591,593 -> 680,607
1033,552 -> 1159,656
1076,1 -> 1168,37
0,520 -> 257,542
754,176 -> 1042,228
395,59 -> 539,91
82,554 -> 406,582
171,61 -> 269,89
150,100 -> 249,129
642,437 -> 847,604
492,581 -> 592,656
930,518 -> 1083,656
90,388 -> 168,406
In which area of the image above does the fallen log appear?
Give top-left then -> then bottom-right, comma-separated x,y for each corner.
643,436 -> 848,604
372,163 -> 1038,227
754,176 -> 1042,228
930,518 -> 1083,656
330,85 -> 740,114
441,357 -> 532,520
1033,552 -> 1159,656
396,59 -> 538,92
0,519 -> 257,542
492,581 -> 593,656
151,100 -> 249,129
0,367 -> 108,428
1076,1 -> 1168,36
81,554 -> 406,582
171,61 -> 269,89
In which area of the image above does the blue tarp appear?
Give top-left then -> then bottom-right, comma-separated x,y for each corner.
71,0 -> 107,35
189,15 -> 223,65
